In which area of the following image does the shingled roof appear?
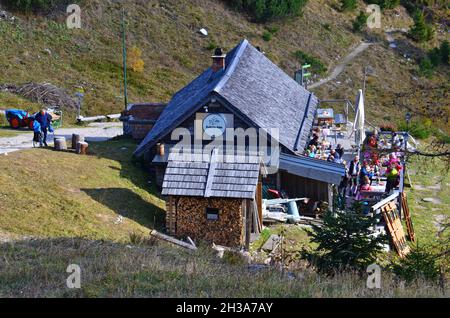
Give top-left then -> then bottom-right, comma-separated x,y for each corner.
134,39 -> 318,158
162,149 -> 260,199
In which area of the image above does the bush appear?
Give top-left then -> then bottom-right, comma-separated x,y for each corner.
439,40 -> 450,64
379,123 -> 397,132
352,11 -> 368,32
262,31 -> 272,41
363,0 -> 400,10
410,10 -> 434,42
293,50 -> 327,74
418,57 -> 436,78
322,23 -> 332,31
398,119 -> 434,139
301,208 -> 387,274
228,0 -> 308,22
2,0 -> 77,13
391,245 -> 441,283
340,0 -> 357,11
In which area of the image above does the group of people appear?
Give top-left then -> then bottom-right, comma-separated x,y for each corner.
305,129 -> 345,164
339,152 -> 403,199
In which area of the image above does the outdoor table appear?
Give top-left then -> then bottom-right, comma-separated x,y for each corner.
360,180 -> 387,197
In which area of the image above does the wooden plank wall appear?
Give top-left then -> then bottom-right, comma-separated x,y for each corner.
280,171 -> 329,202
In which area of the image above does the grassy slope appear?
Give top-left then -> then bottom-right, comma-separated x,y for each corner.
0,138 -> 165,242
0,238 -> 446,297
0,137 -> 447,297
0,1 -> 447,131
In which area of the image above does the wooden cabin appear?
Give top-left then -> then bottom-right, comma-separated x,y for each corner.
133,39 -> 346,247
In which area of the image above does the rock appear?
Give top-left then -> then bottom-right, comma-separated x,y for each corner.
261,234 -> 281,252
198,28 -> 208,36
422,197 -> 442,204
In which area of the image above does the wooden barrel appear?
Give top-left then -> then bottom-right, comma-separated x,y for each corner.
54,137 -> 67,151
76,141 -> 89,155
71,134 -> 84,149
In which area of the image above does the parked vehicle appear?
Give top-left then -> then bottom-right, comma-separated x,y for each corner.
5,108 -> 62,130
5,109 -> 35,130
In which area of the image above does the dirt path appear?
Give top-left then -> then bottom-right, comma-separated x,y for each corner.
309,41 -> 372,89
0,122 -> 123,154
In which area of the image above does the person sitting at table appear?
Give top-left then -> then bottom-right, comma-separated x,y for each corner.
328,149 -> 340,161
360,176 -> 373,192
308,134 -> 320,148
305,145 -> 315,157
386,162 -> 400,193
356,176 -> 373,200
360,161 -> 374,184
368,134 -> 378,148
335,144 -> 344,159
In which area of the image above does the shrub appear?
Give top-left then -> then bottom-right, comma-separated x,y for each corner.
439,40 -> 450,64
228,0 -> 308,22
410,10 -> 434,42
262,31 -> 272,41
3,0 -> 77,13
340,0 -> 357,11
379,123 -> 397,132
293,50 -> 327,74
418,57 -> 436,78
363,0 -> 400,10
206,41 -> 218,51
322,23 -> 332,31
352,11 -> 368,32
391,245 -> 441,283
128,46 -> 145,73
301,208 -> 387,274
397,119 -> 434,139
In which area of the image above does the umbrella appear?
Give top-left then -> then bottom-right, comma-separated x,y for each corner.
353,89 -> 366,146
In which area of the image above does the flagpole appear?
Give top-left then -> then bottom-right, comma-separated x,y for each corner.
122,9 -> 128,111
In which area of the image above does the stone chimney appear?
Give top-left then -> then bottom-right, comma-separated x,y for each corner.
211,48 -> 226,72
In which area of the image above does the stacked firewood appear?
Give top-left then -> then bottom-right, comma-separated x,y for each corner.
174,196 -> 244,247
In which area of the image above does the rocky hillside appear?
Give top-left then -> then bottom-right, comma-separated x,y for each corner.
0,0 -> 448,132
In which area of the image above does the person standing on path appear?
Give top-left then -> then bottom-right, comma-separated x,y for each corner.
34,108 -> 53,147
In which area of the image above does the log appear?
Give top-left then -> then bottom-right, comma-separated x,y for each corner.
76,141 -> 89,155
54,137 -> 67,151
71,134 -> 84,149
150,230 -> 197,250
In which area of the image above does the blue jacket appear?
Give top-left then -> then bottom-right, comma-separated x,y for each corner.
34,112 -> 52,128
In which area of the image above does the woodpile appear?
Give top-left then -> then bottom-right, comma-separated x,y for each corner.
76,141 -> 89,155
0,82 -> 77,110
171,196 -> 244,247
71,134 -> 84,149
54,137 -> 67,151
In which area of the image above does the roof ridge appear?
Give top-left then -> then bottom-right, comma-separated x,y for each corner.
214,39 -> 249,94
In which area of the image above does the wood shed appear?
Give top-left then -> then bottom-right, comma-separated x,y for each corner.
163,149 -> 262,248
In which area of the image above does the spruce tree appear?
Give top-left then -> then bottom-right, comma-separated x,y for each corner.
410,10 -> 434,42
302,208 -> 387,274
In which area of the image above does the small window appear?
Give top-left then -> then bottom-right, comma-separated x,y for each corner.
206,207 -> 220,221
